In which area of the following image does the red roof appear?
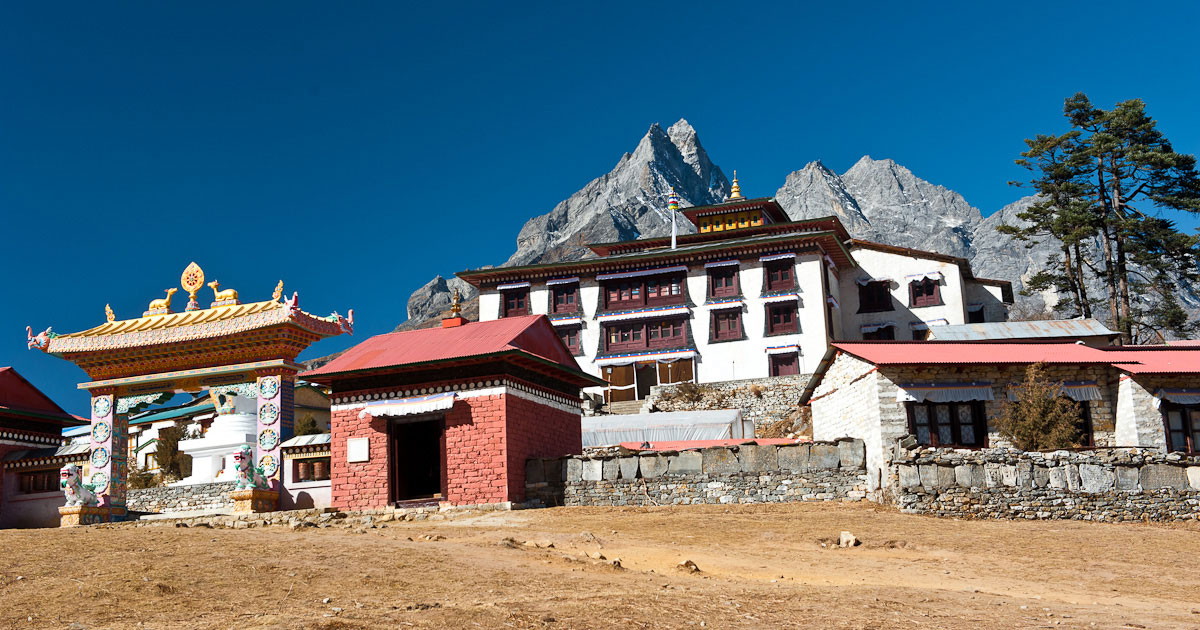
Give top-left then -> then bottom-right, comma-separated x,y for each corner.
1101,349 -> 1200,374
0,366 -> 80,424
302,315 -> 601,386
832,342 -> 1120,365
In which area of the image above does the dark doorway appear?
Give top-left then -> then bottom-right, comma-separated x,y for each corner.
388,415 -> 444,503
635,362 -> 657,400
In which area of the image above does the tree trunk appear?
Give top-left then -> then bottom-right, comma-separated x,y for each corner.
1072,243 -> 1093,318
1062,244 -> 1083,316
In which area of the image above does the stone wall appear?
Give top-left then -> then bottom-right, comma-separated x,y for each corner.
127,481 -> 237,513
889,443 -> 1200,521
526,439 -> 868,507
646,374 -> 810,429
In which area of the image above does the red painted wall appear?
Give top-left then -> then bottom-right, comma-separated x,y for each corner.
329,407 -> 389,512
327,381 -> 582,511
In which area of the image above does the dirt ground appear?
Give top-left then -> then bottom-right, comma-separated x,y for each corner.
2,502 -> 1199,629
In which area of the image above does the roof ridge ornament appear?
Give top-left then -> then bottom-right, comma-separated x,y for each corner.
144,288 -> 177,317
181,262 -> 205,312
728,171 -> 742,200
272,280 -> 284,302
207,280 -> 241,309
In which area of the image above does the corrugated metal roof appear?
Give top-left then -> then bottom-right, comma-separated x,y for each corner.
929,319 -> 1119,341
130,401 -> 214,425
279,433 -> 332,449
833,342 -> 1121,365
3,442 -> 89,462
302,315 -> 586,381
1106,350 -> 1200,374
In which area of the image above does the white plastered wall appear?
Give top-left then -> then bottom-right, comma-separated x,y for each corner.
839,248 -> 968,340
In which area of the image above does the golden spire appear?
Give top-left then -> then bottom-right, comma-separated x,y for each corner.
105,304 -> 115,323
729,170 -> 742,200
450,288 -> 462,316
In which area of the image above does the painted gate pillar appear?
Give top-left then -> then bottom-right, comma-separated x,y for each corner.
254,369 -> 295,492
87,387 -> 127,521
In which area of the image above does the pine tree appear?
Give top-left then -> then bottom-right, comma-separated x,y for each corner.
993,363 -> 1083,451
1006,94 -> 1200,342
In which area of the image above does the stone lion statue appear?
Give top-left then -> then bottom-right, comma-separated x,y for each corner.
232,445 -> 268,490
60,463 -> 98,507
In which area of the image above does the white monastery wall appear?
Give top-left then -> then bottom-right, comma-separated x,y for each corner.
840,248 -> 968,340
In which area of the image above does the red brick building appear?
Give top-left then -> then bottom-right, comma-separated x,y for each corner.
302,314 -> 603,510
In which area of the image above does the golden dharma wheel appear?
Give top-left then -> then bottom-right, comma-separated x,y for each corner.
181,262 -> 205,297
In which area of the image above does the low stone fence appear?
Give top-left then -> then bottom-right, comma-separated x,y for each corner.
128,481 -> 237,513
526,439 -> 867,507
646,374 -> 810,430
889,444 -> 1200,521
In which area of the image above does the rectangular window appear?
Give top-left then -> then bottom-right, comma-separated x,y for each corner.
708,267 -> 739,299
556,325 -> 582,355
18,469 -> 59,494
911,328 -> 930,341
910,278 -> 942,308
766,302 -> 799,335
1164,404 -> 1200,455
907,401 -> 988,448
502,289 -> 529,317
858,281 -> 893,313
604,274 -> 684,309
769,352 -> 800,376
863,325 -> 895,341
552,284 -> 579,313
711,309 -> 742,342
606,319 -> 686,352
764,260 -> 795,291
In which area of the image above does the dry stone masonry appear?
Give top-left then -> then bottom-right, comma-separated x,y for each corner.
127,481 -> 237,514
647,374 -> 810,430
890,443 -> 1200,521
526,439 -> 867,507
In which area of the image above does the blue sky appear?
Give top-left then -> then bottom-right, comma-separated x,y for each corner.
3,1 -> 1198,414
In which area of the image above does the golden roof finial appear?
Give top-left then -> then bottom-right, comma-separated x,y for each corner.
272,280 -> 284,302
105,304 -> 115,323
450,288 -> 462,316
729,170 -> 743,200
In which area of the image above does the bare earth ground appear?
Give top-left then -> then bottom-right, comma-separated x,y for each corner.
2,503 -> 1199,630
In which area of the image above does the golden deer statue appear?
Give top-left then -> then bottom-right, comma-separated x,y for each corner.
148,288 -> 177,312
207,280 -> 239,303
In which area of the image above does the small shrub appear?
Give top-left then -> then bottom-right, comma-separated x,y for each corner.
993,363 -> 1082,451
748,384 -> 766,398
128,466 -> 159,489
670,382 -> 705,404
294,414 -> 323,436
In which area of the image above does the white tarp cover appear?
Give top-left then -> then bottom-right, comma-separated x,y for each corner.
1007,381 -> 1104,402
897,382 -> 995,403
357,392 -> 456,419
582,410 -> 746,447
1155,388 -> 1200,408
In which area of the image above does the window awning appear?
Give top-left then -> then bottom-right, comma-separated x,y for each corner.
596,265 -> 689,281
759,252 -> 796,262
826,296 -> 839,309
496,281 -> 531,291
1007,381 -> 1103,402
357,392 -> 457,420
905,271 -> 944,282
550,316 -> 583,327
703,260 -> 740,269
597,305 -> 690,323
897,382 -> 994,403
546,276 -> 580,286
966,303 -> 985,312
765,344 -> 800,355
595,349 -> 696,367
762,293 -> 800,304
1155,388 -> 1200,407
861,322 -> 896,333
909,319 -> 949,330
856,276 -> 892,286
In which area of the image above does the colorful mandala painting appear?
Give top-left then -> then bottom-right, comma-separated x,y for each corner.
258,376 -> 279,400
260,454 -> 278,478
258,402 -> 279,425
91,421 -> 111,443
258,428 -> 279,451
92,397 -> 112,418
91,447 -> 110,469
90,472 -> 109,493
